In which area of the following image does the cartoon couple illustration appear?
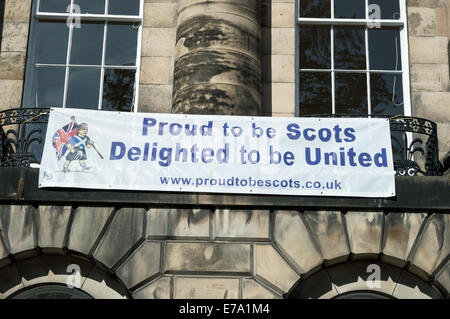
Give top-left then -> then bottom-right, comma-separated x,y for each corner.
52,116 -> 103,174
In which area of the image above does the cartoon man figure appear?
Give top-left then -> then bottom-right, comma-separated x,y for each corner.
63,123 -> 94,173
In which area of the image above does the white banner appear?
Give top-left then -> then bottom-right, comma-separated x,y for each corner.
39,108 -> 396,197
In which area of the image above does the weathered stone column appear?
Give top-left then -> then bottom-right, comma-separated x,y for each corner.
173,0 -> 261,115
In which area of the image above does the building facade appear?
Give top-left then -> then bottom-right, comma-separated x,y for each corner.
0,0 -> 449,299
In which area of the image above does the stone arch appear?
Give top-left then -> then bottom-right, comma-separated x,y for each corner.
0,205 -> 448,299
286,260 -> 445,299
264,210 -> 450,299
0,254 -> 129,299
0,205 -> 159,298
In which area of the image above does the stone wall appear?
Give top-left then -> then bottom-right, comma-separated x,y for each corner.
408,0 -> 450,161
0,205 -> 448,298
0,0 -> 31,112
138,0 -> 178,114
261,0 -> 296,117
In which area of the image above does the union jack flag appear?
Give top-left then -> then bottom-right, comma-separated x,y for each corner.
52,120 -> 78,160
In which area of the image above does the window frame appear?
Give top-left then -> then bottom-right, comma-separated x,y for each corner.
295,0 -> 411,117
23,0 -> 144,112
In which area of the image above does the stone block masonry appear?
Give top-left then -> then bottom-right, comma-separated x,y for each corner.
0,0 -> 31,111
408,1 -> 450,162
0,205 -> 448,298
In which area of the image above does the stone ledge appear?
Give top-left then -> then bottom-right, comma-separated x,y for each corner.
0,167 -> 448,210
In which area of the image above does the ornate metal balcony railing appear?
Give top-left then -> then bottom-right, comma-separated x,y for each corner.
0,108 -> 49,168
0,108 -> 446,176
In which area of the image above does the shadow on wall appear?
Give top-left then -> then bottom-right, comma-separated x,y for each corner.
0,0 -> 5,51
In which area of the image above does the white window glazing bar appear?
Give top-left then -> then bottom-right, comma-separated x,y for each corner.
35,13 -> 142,23
330,0 -> 334,114
36,63 -> 66,67
299,69 -> 403,74
132,0 -> 145,112
133,23 -> 143,112
399,0 -> 406,22
97,21 -> 108,110
139,0 -> 144,20
331,0 -> 334,19
35,0 -> 42,107
399,0 -> 411,117
365,0 -> 372,116
62,0 -> 75,108
103,65 -> 138,70
365,29 -> 371,116
298,18 -> 404,27
97,0 -> 110,110
330,0 -> 335,114
365,0 -> 371,115
400,26 -> 411,116
36,64 -> 137,69
331,26 -> 335,115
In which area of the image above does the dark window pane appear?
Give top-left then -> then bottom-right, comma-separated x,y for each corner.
370,73 -> 404,115
335,73 -> 367,115
102,69 -> 136,112
74,0 -> 106,14
369,0 -> 400,20
108,0 -> 140,15
40,0 -> 71,13
105,23 -> 138,66
335,0 -> 365,19
70,22 -> 104,65
369,28 -> 402,70
300,0 -> 330,18
299,72 -> 332,115
37,21 -> 69,64
299,26 -> 331,69
66,68 -> 101,109
334,27 -> 366,70
34,66 -> 66,107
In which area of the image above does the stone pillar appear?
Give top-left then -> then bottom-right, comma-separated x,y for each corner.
173,0 -> 261,115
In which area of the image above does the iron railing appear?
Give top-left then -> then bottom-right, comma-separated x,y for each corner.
0,108 -> 49,168
0,108 -> 445,176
